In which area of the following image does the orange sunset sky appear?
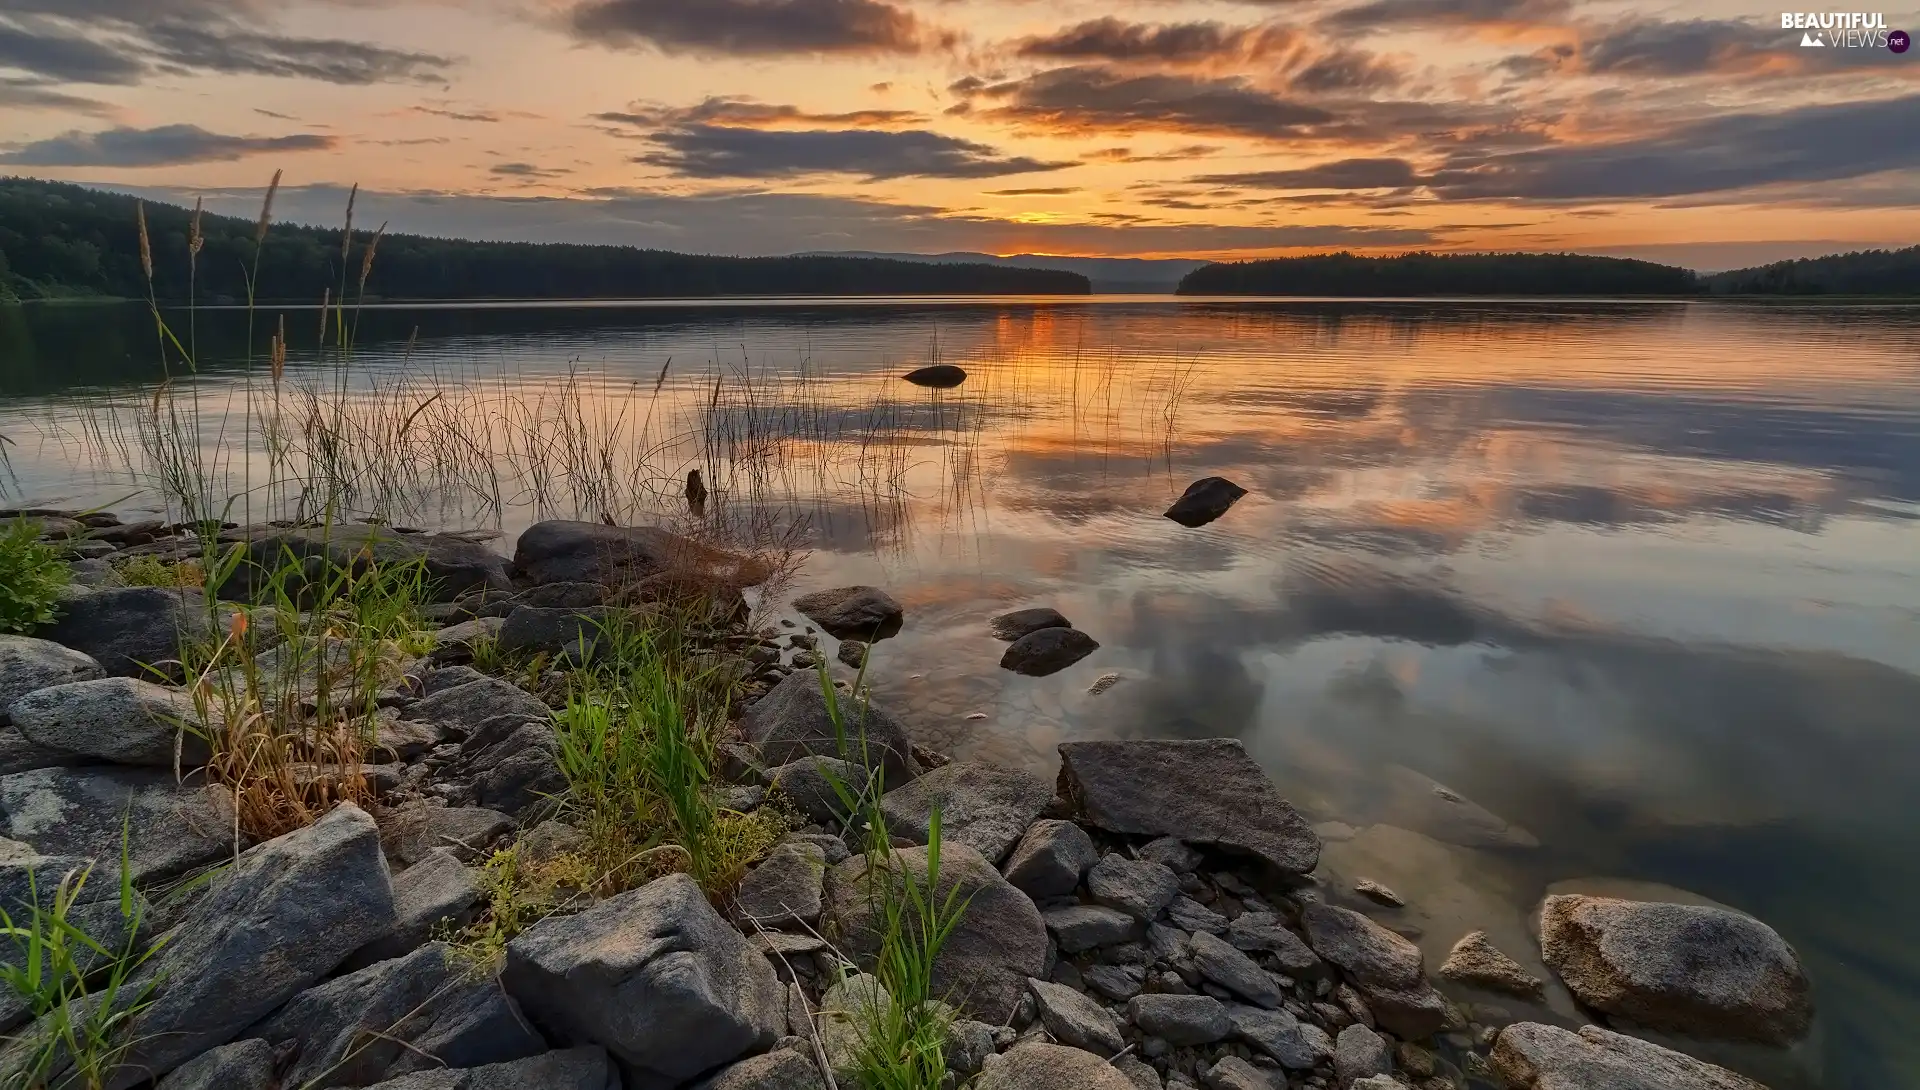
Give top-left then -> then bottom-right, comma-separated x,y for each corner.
2,0 -> 1916,269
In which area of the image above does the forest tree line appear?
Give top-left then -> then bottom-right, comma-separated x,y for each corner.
1177,252 -> 1700,296
0,178 -> 1090,303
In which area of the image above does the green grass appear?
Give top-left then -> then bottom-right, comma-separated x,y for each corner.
0,519 -> 69,635
111,554 -> 204,589
0,833 -> 169,1090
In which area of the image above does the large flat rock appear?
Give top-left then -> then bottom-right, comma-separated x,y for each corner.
43,586 -> 215,679
878,760 -> 1056,865
218,526 -> 510,605
9,676 -> 208,768
0,635 -> 105,721
1490,1023 -> 1768,1090
0,767 -> 234,884
1056,738 -> 1319,875
512,519 -> 758,588
742,670 -> 921,788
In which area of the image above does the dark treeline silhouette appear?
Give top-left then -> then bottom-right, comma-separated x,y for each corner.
0,178 -> 1089,303
1178,251 -> 1701,296
1704,246 -> 1920,295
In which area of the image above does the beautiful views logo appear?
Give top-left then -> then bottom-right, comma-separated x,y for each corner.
1781,11 -> 1907,49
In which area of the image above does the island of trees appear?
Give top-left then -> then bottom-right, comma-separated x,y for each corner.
1702,245 -> 1920,295
1177,251 -> 1700,296
0,178 -> 1090,303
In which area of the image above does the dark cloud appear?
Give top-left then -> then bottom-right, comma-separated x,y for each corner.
1427,94 -> 1920,200
1194,157 -> 1422,190
985,187 -> 1081,195
1290,48 -> 1404,92
1083,145 -> 1225,162
959,66 -> 1335,139
596,96 -> 923,129
141,24 -> 450,84
1014,18 -> 1294,62
1321,0 -> 1570,30
0,75 -> 114,112
413,105 -> 501,123
635,124 -> 1077,180
0,124 -> 334,166
490,162 -> 572,179
1574,17 -> 1901,79
568,0 -> 939,57
0,18 -> 143,84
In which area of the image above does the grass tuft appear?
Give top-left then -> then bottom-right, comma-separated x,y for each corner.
0,519 -> 69,635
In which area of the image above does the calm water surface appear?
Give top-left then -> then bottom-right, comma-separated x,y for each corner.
3,297 -> 1919,1087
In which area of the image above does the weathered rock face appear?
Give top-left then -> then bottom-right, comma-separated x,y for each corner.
1163,477 -> 1248,528
1045,905 -> 1141,954
1489,1023 -> 1768,1090
8,676 -> 209,768
824,843 -> 1047,1023
1538,895 -> 1814,1046
514,520 -> 757,589
988,608 -> 1071,642
693,1049 -> 828,1090
403,677 -> 550,739
43,586 -> 215,679
1438,930 -> 1544,999
1127,994 -> 1232,1046
356,1047 -> 616,1090
503,872 -> 784,1085
380,803 -> 514,867
0,767 -> 235,884
1226,913 -> 1323,977
154,1039 -> 276,1090
1087,854 -> 1180,922
1029,977 -> 1126,1054
346,847 -> 482,970
1334,1024 -> 1391,1086
450,717 -> 565,820
791,586 -> 904,640
1202,1055 -> 1274,1090
879,760 -> 1057,865
218,526 -> 511,605
1229,1005 -> 1333,1069
1300,903 -> 1447,1039
121,803 -> 398,1085
769,755 -> 869,825
1191,931 -> 1286,1009
0,635 -> 105,721
1057,739 -> 1320,876
495,605 -> 610,661
976,1043 -> 1138,1090
735,840 -> 827,929
0,727 -> 71,777
252,942 -> 545,1088
1000,628 -> 1100,677
742,670 -> 921,788
1002,819 -> 1098,899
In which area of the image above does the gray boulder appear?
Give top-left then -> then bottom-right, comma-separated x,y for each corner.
1087,854 -> 1179,921
359,1047 -> 616,1090
976,1043 -> 1138,1090
496,605 -> 609,661
0,727 -> 72,777
0,635 -> 105,721
735,840 -> 827,929
1539,894 -> 1814,1045
346,848 -> 482,970
1003,819 -> 1098,899
769,755 -> 868,825
218,526 -> 511,604
1226,912 -> 1322,976
1114,1054 -> 1162,1090
252,942 -> 544,1088
514,519 -> 746,587
1138,837 -> 1203,874
1164,478 -> 1248,528
999,628 -> 1099,677
380,803 -> 515,867
1438,930 -> 1544,999
403,677 -> 550,739
1028,977 -> 1126,1055
817,973 -> 891,1084
879,761 -> 1056,865
824,843 -> 1047,1023
0,767 -> 234,884
1489,1023 -> 1768,1090
1201,1055 -> 1274,1090
1334,1024 -> 1391,1086
1127,994 -> 1231,1046
1057,739 -> 1319,875
1229,1005 -> 1332,1069
453,717 -> 564,819
0,837 -> 144,1034
791,586 -> 903,640
8,677 -> 208,768
121,803 -> 398,1084
988,608 -> 1071,642
742,671 -> 920,787
1044,905 -> 1141,954
1167,896 -> 1227,936
836,639 -> 868,669
504,872 -> 784,1085
694,1049 -> 827,1090
1300,903 -> 1447,1039
155,1040 -> 276,1090
43,586 -> 215,678
1084,963 -> 1148,1002
1191,932 -> 1286,1008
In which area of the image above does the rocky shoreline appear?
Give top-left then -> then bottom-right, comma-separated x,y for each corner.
0,511 -> 1816,1089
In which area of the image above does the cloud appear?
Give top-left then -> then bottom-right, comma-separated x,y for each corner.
1321,0 -> 1570,30
140,24 -> 451,84
0,76 -> 115,113
635,124 -> 1077,180
0,124 -> 334,166
1426,94 -> 1920,200
1193,157 -> 1423,190
1014,18 -> 1295,63
1083,145 -> 1224,162
0,17 -> 144,83
96,181 -> 1439,258
567,0 -> 941,57
491,161 -> 571,179
957,66 -> 1335,139
596,96 -> 924,130
412,105 -> 501,123
986,186 -> 1081,195
1569,17 -> 1905,80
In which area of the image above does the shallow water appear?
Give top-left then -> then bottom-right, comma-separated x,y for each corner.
4,297 -> 1919,1087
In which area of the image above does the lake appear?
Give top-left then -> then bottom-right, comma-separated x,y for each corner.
4,296 -> 1919,1087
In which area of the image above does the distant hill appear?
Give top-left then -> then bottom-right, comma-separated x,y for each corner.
0,178 -> 1090,303
811,251 -> 1208,293
1704,245 -> 1920,295
1178,251 -> 1700,296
